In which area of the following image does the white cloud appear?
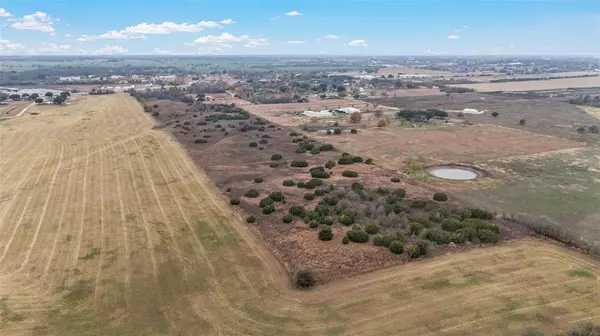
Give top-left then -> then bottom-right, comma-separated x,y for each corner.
192,32 -> 248,48
36,43 -> 86,54
64,33 -> 71,37
285,11 -> 302,16
287,40 -> 304,44
244,38 -> 269,48
11,11 -> 54,33
0,39 -> 23,51
319,50 -> 328,54
448,35 -> 460,39
0,8 -> 12,17
269,16 -> 280,20
464,25 -> 469,28
509,44 -> 515,48
56,18 -> 61,22
152,48 -> 172,55
325,34 -> 339,39
347,39 -> 367,47
94,45 -> 128,55
122,21 -> 221,35
77,30 -> 147,42
220,19 -> 235,24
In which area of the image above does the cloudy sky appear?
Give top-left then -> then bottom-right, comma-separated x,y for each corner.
0,0 -> 598,56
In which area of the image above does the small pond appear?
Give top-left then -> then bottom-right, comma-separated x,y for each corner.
427,166 -> 479,180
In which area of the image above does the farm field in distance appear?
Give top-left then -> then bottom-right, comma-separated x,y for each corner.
451,76 -> 600,92
1,93 -> 600,335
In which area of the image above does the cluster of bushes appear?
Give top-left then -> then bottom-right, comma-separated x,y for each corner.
291,160 -> 309,168
338,155 -> 363,165
342,170 -> 359,178
310,166 -> 330,179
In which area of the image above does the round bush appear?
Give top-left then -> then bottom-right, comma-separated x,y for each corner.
373,235 -> 384,246
391,177 -> 401,183
268,191 -> 285,202
319,144 -> 334,151
203,135 -> 212,138
433,192 -> 448,202
244,189 -> 260,198
309,220 -> 319,229
310,170 -> 330,179
324,160 -> 336,169
365,223 -> 380,234
441,218 -> 463,232
290,131 -> 299,136
304,193 -> 315,201
322,216 -> 333,225
269,162 -> 279,168
283,180 -> 296,187
407,244 -> 421,259
352,156 -> 363,163
310,147 -> 320,155
393,188 -> 406,198
347,229 -> 369,243
259,197 -> 274,208
350,129 -> 358,134
194,139 -> 208,144
259,139 -> 268,144
249,142 -> 258,147
342,170 -> 359,178
389,241 -> 404,254
314,189 -> 326,197
289,205 -> 306,217
297,181 -> 306,188
229,199 -> 240,205
451,232 -> 467,244
254,177 -> 264,183
305,179 -> 323,189
295,269 -> 316,289
318,228 -> 333,241
259,147 -> 264,150
282,214 -> 293,224
338,156 -> 354,165
291,160 -> 309,168
409,222 -> 425,235
296,148 -> 307,154
246,216 -> 256,223
271,154 -> 283,161
262,205 -> 275,215
365,158 -> 373,165
342,235 -> 349,244
338,213 -> 355,226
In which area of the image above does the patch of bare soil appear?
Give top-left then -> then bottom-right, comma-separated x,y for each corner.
150,99 -> 533,283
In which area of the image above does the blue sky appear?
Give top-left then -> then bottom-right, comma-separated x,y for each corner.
0,0 -> 598,55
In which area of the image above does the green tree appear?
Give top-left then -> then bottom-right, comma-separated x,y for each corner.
45,92 -> 54,98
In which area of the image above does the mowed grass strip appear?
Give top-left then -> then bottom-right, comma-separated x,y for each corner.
0,94 -> 599,335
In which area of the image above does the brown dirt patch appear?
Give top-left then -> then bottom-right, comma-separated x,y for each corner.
310,123 -> 581,171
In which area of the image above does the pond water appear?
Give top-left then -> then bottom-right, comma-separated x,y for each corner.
428,167 -> 478,180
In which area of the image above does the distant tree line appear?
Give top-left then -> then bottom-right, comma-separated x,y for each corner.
569,95 -> 600,108
129,89 -> 194,105
492,74 -> 598,83
396,109 -> 448,121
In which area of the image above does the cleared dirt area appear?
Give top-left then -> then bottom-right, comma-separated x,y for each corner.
0,101 -> 32,118
1,94 -> 600,335
452,76 -> 600,92
310,123 -> 580,171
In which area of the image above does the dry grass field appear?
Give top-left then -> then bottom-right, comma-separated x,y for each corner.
451,76 -> 600,92
311,124 -> 581,171
1,94 -> 600,335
